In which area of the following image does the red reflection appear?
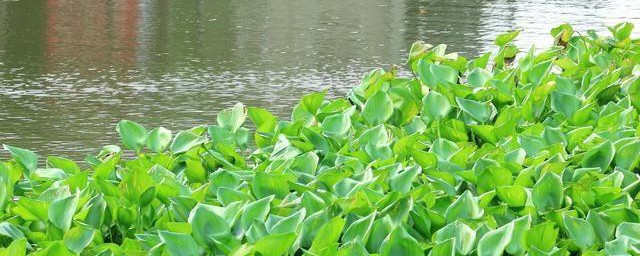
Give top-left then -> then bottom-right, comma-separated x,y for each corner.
45,0 -> 138,73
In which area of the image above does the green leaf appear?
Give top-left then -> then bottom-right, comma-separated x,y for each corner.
563,214 -> 597,250
389,165 -> 421,194
362,90 -> 393,125
418,62 -> 458,86
506,215 -> 531,255
116,120 -> 147,153
63,224 -> 95,254
526,222 -> 559,252
158,230 -> 203,256
309,216 -> 345,254
495,30 -> 520,46
241,196 -> 273,231
0,222 -> 25,240
421,90 -> 452,122
456,97 -> 494,123
429,239 -> 455,256
169,130 -> 206,154
48,193 -> 79,231
550,91 -> 581,118
445,190 -> 482,222
0,238 -> 27,256
270,209 -> 306,234
217,102 -> 246,133
496,185 -> 527,207
147,127 -> 172,153
342,211 -> 376,244
321,109 -> 353,139
253,233 -> 297,256
3,145 -> 38,176
252,172 -> 289,199
467,68 -> 491,87
532,172 -> 563,212
477,222 -> 514,256
434,221 -> 476,255
616,222 -> 640,241
188,203 -> 230,248
581,140 -> 615,171
380,226 -> 422,256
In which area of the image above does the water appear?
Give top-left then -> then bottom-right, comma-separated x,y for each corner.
1,0 -> 640,161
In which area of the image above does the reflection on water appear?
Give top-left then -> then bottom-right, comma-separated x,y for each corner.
1,0 -> 640,160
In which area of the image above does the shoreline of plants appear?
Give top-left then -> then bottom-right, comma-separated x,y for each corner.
1,23 -> 640,255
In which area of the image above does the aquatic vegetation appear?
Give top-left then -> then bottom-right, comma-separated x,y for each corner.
2,22 -> 640,255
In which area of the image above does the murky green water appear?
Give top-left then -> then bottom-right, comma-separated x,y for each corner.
1,0 -> 640,160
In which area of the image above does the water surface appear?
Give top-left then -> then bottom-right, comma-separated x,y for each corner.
1,0 -> 640,160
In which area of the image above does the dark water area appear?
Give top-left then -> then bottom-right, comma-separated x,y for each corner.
1,0 -> 640,161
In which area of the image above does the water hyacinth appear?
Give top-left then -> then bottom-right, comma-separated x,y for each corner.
1,23 -> 640,255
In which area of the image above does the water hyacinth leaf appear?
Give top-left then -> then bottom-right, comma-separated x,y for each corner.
456,97 -> 494,123
528,60 -> 553,87
434,221 -> 476,255
253,233 -> 297,256
3,145 -> 38,176
526,222 -> 559,252
467,68 -> 491,87
116,120 -> 147,153
421,90 -> 451,122
408,41 -> 432,62
616,222 -> 640,241
309,216 -> 345,254
581,140 -> 615,171
0,222 -> 25,240
158,230 -> 203,256
550,91 -> 581,118
615,139 -> 640,170
495,30 -> 520,46
429,239 -> 455,256
496,185 -> 527,207
587,210 -> 615,243
506,215 -> 532,255
477,222 -> 514,256
362,90 -> 393,125
169,130 -> 206,154
389,165 -> 421,193
48,193 -> 79,231
188,203 -> 230,248
241,196 -> 273,231
0,238 -> 27,256
270,209 -> 306,234
563,215 -> 597,250
379,226 -> 422,256
418,62 -> 458,86
342,211 -> 376,244
321,111 -> 352,139
63,224 -> 95,254
217,102 -> 246,133
252,172 -> 289,199
147,127 -> 172,153
14,197 -> 49,222
445,191 -> 482,222
532,172 -> 563,212
47,156 -> 81,174
36,241 -> 74,256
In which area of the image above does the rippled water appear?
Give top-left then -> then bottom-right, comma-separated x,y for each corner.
1,0 -> 640,160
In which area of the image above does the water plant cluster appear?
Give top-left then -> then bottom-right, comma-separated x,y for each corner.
2,23 -> 640,255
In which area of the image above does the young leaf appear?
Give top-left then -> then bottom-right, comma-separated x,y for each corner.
116,120 -> 148,153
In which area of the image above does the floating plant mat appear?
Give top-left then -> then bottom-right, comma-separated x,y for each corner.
2,23 -> 640,255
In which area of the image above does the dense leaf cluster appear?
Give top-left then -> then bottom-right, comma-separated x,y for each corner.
2,23 -> 640,255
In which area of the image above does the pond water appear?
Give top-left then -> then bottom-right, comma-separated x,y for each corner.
1,0 -> 640,161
